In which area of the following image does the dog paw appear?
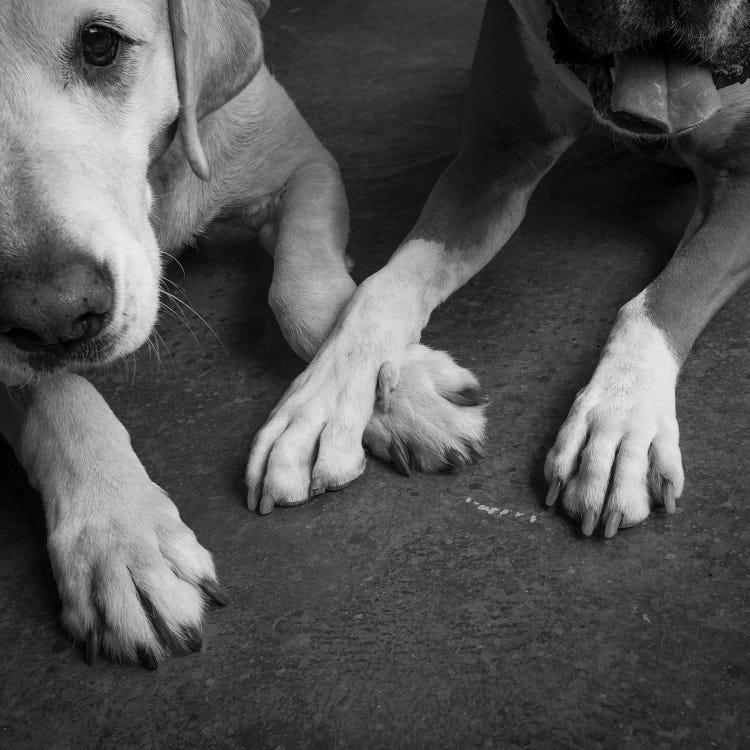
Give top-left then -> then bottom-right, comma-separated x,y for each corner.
544,300 -> 685,537
363,344 -> 486,474
48,480 -> 226,668
246,342 -> 374,514
246,342 -> 486,514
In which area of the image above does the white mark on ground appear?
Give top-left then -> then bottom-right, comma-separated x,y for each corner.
463,498 -> 541,524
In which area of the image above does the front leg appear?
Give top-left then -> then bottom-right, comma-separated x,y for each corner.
545,166 -> 750,536
0,374 -> 226,667
247,136 -> 573,511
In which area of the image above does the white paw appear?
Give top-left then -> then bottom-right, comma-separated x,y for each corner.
246,345 -> 373,514
364,344 -> 486,473
48,477 -> 226,668
246,343 -> 486,514
544,298 -> 685,537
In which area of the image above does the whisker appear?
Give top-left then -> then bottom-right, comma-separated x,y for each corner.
161,251 -> 187,278
160,302 -> 205,354
152,326 -> 176,375
160,288 -> 227,353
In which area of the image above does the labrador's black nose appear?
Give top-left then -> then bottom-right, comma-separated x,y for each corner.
0,260 -> 113,355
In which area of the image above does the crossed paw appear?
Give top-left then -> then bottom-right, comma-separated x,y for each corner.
246,343 -> 487,512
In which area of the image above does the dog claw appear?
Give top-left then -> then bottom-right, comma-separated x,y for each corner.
662,480 -> 676,514
376,361 -> 399,413
389,440 -> 411,477
137,647 -> 158,671
200,579 -> 229,608
246,486 -> 259,512
463,440 -> 485,464
545,479 -> 563,507
604,512 -> 622,538
84,629 -> 99,667
445,448 -> 465,470
259,494 -> 275,515
183,626 -> 203,654
581,508 -> 597,537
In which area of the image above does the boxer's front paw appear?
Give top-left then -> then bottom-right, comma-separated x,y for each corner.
544,299 -> 685,537
246,343 -> 486,514
364,344 -> 486,474
48,478 -> 226,668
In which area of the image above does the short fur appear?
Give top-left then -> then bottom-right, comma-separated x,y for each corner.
249,0 -> 750,537
0,0 -> 484,666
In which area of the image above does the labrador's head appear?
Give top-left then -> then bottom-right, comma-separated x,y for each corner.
0,0 -> 267,384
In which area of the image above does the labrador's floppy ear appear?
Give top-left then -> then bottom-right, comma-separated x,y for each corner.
169,0 -> 269,181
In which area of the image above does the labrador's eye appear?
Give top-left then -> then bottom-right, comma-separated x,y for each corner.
82,25 -> 120,67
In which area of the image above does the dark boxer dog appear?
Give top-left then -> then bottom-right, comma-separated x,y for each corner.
249,0 -> 750,537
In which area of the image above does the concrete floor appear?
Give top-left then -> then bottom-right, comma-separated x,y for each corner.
1,1 -> 749,747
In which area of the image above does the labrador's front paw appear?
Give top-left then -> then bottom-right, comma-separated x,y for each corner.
364,344 -> 486,474
246,341 -> 486,514
544,299 -> 685,537
48,478 -> 226,668
246,339 -> 375,513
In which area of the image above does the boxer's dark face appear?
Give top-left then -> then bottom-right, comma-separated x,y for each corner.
549,0 -> 750,136
551,0 -> 750,60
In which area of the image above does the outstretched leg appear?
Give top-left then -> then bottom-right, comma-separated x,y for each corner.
545,163 -> 750,536
250,156 -> 492,513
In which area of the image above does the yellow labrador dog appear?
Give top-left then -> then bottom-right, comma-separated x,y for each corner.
249,0 -> 750,534
0,0 -> 485,668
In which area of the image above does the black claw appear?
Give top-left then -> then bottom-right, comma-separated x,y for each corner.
389,440 -> 412,477
136,587 -> 184,653
84,629 -> 99,667
200,579 -> 229,608
445,448 -> 465,471
182,625 -> 203,654
462,440 -> 486,464
137,647 -> 159,671
545,479 -> 563,507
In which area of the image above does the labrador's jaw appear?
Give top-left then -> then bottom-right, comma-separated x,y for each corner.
544,294 -> 685,536
20,374 -> 227,667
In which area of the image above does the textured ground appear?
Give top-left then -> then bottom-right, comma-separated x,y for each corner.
1,1 -> 749,748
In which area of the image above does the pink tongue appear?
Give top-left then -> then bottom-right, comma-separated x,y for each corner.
611,52 -> 722,134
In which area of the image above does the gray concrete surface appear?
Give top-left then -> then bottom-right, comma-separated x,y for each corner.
1,1 -> 749,747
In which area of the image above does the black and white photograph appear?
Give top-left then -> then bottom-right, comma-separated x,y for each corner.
0,0 -> 748,747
